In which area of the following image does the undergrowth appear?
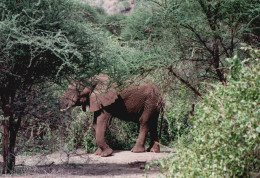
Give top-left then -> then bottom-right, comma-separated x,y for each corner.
159,48 -> 260,177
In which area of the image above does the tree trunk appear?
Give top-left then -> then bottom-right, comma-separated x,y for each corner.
198,1 -> 228,86
7,131 -> 17,172
7,114 -> 21,172
2,104 -> 10,174
1,94 -> 22,173
213,38 -> 228,86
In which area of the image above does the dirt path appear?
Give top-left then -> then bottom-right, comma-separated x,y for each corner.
1,149 -> 171,178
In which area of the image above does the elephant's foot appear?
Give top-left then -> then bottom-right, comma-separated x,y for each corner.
131,145 -> 145,153
100,147 -> 113,157
94,148 -> 102,155
147,141 -> 160,153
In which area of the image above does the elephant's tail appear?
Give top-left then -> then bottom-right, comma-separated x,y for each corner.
159,100 -> 165,139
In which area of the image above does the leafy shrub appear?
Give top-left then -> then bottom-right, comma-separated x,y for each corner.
121,3 -> 164,41
160,49 -> 260,177
61,107 -> 139,152
162,101 -> 191,146
106,119 -> 138,150
64,110 -> 97,153
104,14 -> 125,35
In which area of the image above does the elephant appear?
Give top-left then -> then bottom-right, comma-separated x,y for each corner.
60,74 -> 164,157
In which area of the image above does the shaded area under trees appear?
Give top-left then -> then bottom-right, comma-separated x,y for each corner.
0,0 -> 116,173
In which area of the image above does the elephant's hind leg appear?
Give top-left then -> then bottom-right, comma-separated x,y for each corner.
147,112 -> 160,153
94,148 -> 102,155
147,141 -> 160,153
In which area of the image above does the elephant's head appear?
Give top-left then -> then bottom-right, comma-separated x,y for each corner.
59,75 -> 118,112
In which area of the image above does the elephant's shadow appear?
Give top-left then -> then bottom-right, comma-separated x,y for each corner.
12,162 -> 160,176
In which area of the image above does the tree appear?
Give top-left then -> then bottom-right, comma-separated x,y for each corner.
164,0 -> 259,86
121,0 -> 259,93
0,0 -> 110,173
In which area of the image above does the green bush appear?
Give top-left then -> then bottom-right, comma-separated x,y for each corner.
62,108 -> 139,152
121,3 -> 164,41
162,101 -> 191,146
160,49 -> 260,177
64,110 -> 97,153
106,119 -> 138,150
104,14 -> 125,35
157,82 -> 196,146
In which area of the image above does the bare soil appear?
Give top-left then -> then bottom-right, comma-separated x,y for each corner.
1,149 -> 171,178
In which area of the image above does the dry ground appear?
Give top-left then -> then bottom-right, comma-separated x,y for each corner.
0,149 -> 172,178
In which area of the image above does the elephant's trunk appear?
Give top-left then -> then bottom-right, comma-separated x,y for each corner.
59,91 -> 78,112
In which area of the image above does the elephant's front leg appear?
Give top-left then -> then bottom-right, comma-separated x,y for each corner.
94,111 -> 113,157
93,117 -> 102,156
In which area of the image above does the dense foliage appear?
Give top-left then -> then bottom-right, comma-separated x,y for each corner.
0,0 -> 259,175
121,0 -> 259,88
160,49 -> 260,177
0,0 -> 108,83
0,0 -> 124,172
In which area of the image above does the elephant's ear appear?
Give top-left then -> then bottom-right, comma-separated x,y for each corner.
89,75 -> 118,112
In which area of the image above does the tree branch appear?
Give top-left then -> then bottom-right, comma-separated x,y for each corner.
181,24 -> 214,55
168,65 -> 202,97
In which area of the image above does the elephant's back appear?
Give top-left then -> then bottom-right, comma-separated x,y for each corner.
119,81 -> 162,114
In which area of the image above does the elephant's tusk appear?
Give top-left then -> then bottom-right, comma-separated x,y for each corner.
59,107 -> 70,112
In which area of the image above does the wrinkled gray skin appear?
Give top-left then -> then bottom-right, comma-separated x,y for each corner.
60,74 -> 163,157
